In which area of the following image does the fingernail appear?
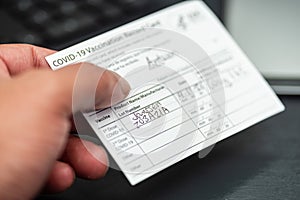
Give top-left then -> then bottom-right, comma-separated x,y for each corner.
92,145 -> 109,177
84,141 -> 109,176
118,74 -> 131,96
111,72 -> 131,105
97,146 -> 109,176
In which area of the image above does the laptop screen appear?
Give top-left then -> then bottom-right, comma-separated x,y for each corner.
225,0 -> 300,80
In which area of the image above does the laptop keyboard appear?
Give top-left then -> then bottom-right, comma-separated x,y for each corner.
0,0 -> 158,49
0,0 -> 222,49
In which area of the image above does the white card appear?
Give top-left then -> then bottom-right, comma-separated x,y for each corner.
46,0 -> 284,185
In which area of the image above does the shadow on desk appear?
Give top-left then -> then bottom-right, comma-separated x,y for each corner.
37,96 -> 300,200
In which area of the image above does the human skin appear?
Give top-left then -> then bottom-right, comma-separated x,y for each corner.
0,44 -> 130,199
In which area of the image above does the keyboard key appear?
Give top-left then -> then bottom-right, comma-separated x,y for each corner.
14,31 -> 43,45
63,18 -> 80,32
86,0 -> 108,10
100,2 -> 123,20
36,0 -> 59,8
112,0 -> 149,11
42,0 -> 61,4
59,1 -> 78,16
30,9 -> 51,26
45,13 -> 96,40
15,0 -> 34,12
45,24 -> 65,40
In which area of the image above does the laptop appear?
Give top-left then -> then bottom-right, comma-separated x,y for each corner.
225,0 -> 300,95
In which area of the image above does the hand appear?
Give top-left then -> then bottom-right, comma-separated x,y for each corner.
0,44 -> 130,199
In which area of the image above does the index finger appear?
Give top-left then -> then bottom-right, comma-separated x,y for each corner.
0,44 -> 55,77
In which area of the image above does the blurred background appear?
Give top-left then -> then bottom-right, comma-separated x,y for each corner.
0,0 -> 224,49
1,0 -> 299,93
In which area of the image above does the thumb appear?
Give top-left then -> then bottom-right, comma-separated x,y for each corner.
0,63 -> 130,199
51,62 -> 131,115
